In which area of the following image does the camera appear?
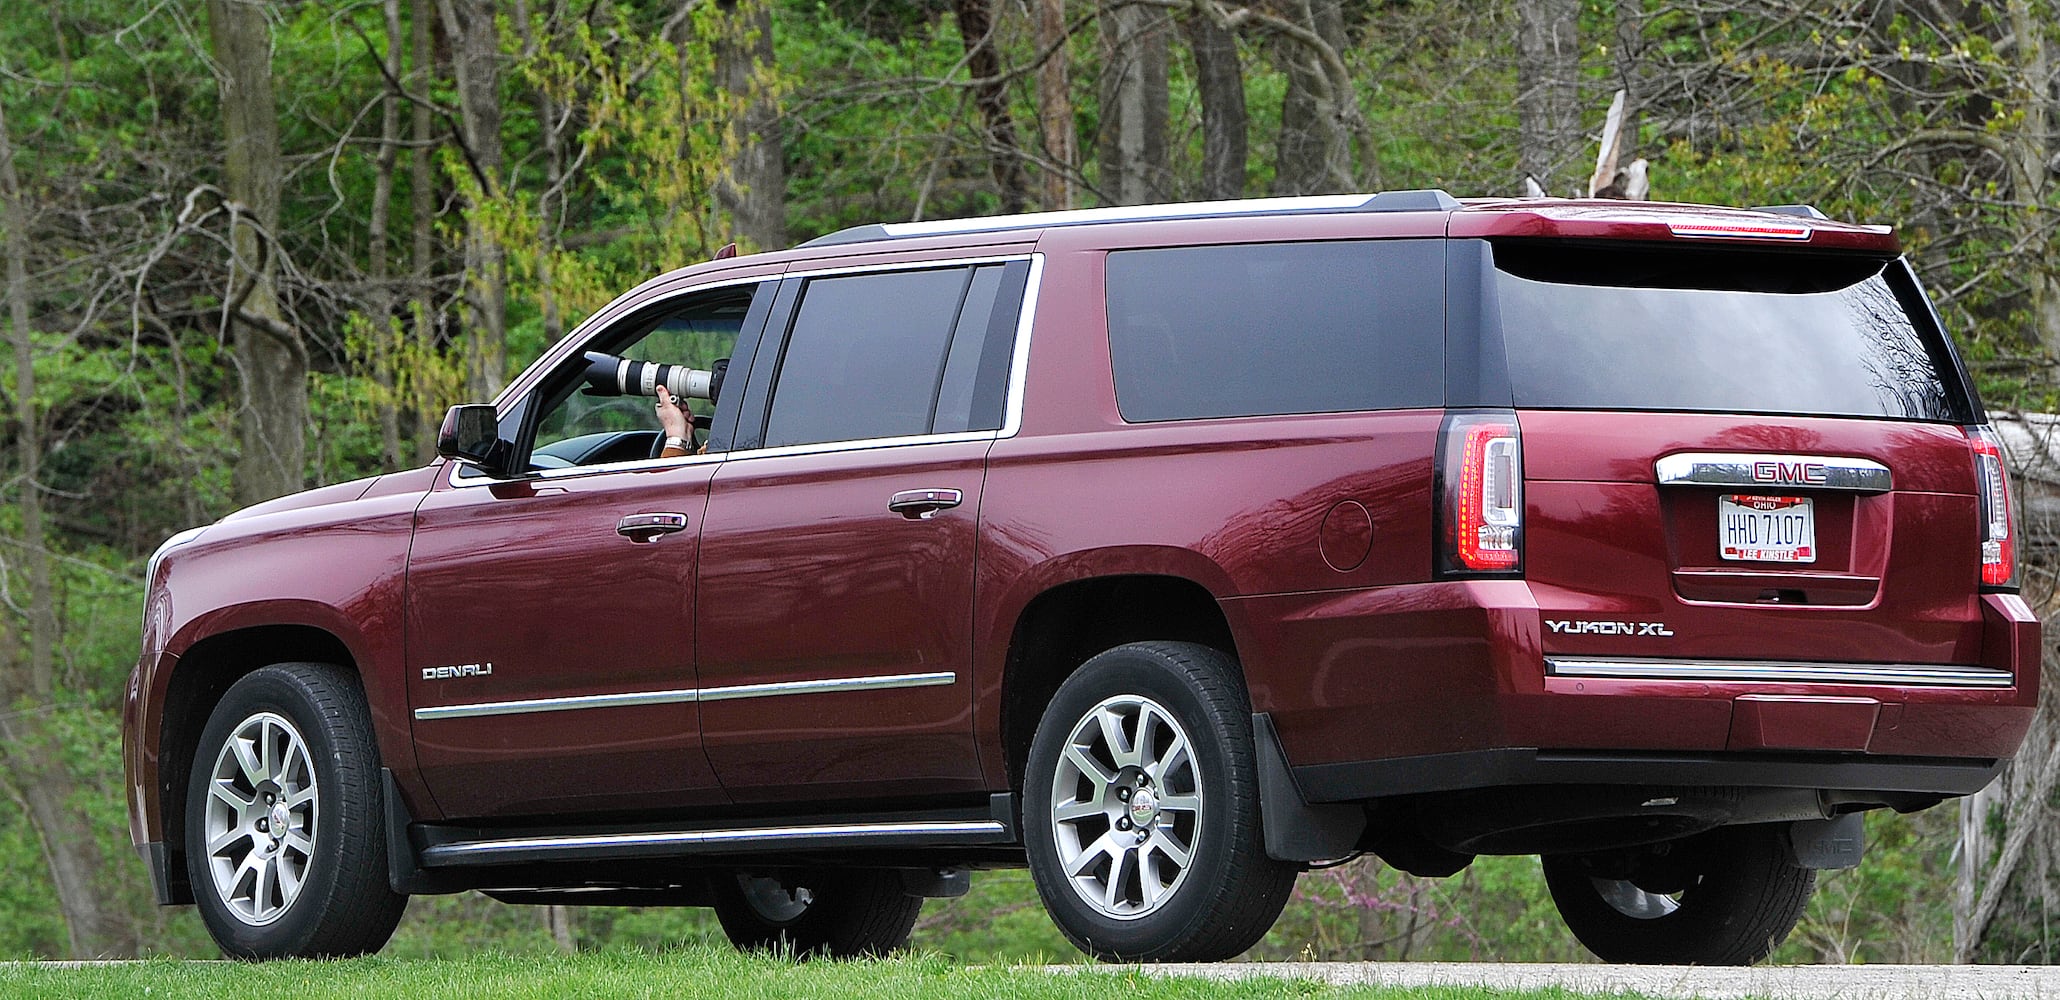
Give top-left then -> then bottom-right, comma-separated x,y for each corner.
581,352 -> 728,403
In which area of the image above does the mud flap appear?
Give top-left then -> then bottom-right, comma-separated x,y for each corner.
1253,713 -> 1366,862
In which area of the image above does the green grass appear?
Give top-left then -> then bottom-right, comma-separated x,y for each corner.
0,948 -> 1645,1000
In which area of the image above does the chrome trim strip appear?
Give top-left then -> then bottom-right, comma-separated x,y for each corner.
413,687 -> 701,720
999,253 -> 1043,439
1654,453 -> 1892,493
1547,657 -> 2013,688
696,671 -> 957,703
421,819 -> 1009,863
414,670 -> 957,720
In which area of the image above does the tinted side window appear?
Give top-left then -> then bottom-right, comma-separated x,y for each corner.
932,261 -> 1028,434
763,267 -> 970,448
1105,240 -> 1444,421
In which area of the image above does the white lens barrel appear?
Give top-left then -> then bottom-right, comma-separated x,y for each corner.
667,367 -> 714,400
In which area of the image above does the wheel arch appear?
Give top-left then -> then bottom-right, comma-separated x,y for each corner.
153,622 -> 361,904
997,572 -> 1241,791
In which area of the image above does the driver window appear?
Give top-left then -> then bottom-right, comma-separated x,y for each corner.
522,284 -> 754,472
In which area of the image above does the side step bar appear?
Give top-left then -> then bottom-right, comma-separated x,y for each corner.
406,793 -> 1017,869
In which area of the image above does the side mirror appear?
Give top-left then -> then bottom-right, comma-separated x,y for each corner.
436,404 -> 512,477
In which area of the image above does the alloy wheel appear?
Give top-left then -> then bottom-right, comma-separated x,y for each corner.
201,711 -> 320,926
1048,694 -> 1204,920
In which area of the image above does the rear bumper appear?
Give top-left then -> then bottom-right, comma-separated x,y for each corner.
1294,748 -> 2003,803
1231,581 -> 2039,794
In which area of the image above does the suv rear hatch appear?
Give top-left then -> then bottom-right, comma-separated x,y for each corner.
1483,237 -> 2005,676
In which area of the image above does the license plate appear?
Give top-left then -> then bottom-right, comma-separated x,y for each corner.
1718,495 -> 1815,563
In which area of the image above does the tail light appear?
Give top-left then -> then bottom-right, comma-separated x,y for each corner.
1969,425 -> 2017,589
1439,411 -> 1523,575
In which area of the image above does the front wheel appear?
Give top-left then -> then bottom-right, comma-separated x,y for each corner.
1023,641 -> 1297,962
1542,824 -> 1815,965
184,663 -> 407,959
710,870 -> 921,958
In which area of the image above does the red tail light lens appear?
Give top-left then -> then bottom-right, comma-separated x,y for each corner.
1440,412 -> 1522,575
1969,425 -> 2017,589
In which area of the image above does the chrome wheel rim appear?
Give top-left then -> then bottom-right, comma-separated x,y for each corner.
1592,877 -> 1681,919
1049,694 -> 1202,920
202,711 -> 319,926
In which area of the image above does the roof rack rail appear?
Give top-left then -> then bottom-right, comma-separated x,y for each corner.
798,189 -> 1461,248
1751,204 -> 1828,220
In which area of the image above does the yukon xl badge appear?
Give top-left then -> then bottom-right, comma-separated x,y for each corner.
1545,620 -> 1674,637
423,662 -> 494,680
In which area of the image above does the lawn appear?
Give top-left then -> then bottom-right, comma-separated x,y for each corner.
0,948 -> 1641,1000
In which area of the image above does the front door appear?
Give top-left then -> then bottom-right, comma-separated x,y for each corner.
404,280 -> 768,819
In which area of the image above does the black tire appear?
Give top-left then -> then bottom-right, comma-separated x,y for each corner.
1542,824 -> 1815,965
711,870 -> 921,958
184,663 -> 407,959
1022,641 -> 1297,962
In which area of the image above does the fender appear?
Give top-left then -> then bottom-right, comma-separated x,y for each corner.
972,543 -> 1249,788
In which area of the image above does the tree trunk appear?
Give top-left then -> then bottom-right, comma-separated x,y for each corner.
1035,0 -> 1077,209
1269,0 -> 1348,196
410,0 -> 437,458
209,0 -> 308,506
371,0 -> 404,468
0,89 -> 134,961
513,0 -> 565,342
1182,5 -> 1246,201
952,0 -> 1031,214
437,0 -> 508,398
1516,0 -> 1580,193
711,0 -> 789,250
1098,0 -> 1169,205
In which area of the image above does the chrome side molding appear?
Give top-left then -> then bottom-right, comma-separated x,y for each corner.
420,818 -> 1010,867
413,670 -> 956,721
1655,453 -> 1892,493
1548,657 -> 2012,689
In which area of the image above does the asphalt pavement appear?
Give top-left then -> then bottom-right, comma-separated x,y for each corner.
1123,961 -> 2060,999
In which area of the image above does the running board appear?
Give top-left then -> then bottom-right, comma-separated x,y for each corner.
414,797 -> 1017,868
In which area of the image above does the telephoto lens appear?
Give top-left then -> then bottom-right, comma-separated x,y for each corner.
581,352 -> 728,403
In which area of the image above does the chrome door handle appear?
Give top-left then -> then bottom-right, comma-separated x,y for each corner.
617,512 -> 689,542
888,488 -> 963,520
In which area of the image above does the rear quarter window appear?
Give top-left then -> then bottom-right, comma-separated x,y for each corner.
1104,240 -> 1445,421
1492,242 -> 1971,422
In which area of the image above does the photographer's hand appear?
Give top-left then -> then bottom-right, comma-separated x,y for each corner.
655,385 -> 690,440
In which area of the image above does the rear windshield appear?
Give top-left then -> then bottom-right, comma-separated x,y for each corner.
1492,242 -> 1971,422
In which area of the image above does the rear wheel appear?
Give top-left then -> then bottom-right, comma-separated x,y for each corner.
710,870 -> 921,958
184,663 -> 407,959
1023,641 -> 1297,962
1542,824 -> 1815,965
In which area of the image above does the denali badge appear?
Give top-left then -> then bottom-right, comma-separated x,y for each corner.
1545,620 -> 1674,637
422,662 -> 494,680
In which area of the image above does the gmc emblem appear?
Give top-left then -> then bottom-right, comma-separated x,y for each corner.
1752,460 -> 1827,485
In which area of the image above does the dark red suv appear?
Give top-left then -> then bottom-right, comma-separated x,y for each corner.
125,191 -> 2039,965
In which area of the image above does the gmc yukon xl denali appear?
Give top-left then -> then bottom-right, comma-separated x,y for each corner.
124,191 -> 2040,964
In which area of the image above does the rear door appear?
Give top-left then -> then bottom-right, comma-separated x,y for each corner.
1478,240 -> 1992,670
696,256 -> 1030,804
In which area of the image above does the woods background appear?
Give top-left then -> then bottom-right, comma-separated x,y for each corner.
2,0 -> 2058,962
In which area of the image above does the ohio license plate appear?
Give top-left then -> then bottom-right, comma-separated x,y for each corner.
1718,495 -> 1815,563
